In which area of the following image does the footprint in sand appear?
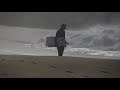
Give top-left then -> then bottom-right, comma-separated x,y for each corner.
0,73 -> 16,78
32,62 -> 37,64
1,73 -> 9,75
65,71 -> 73,73
50,66 -> 56,68
19,60 -> 24,62
1,59 -> 6,60
100,71 -> 112,74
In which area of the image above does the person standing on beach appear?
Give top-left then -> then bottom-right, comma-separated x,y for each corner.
55,24 -> 67,56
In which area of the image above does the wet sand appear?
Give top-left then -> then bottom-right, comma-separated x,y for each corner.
0,54 -> 120,78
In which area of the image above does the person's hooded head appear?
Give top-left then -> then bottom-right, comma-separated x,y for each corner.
60,24 -> 66,30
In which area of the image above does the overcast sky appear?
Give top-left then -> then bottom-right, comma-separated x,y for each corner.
0,12 -> 120,30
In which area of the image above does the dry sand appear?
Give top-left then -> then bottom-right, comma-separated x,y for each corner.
0,54 -> 120,78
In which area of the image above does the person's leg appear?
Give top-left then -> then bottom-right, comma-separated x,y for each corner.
59,46 -> 64,56
57,47 -> 60,56
57,47 -> 64,56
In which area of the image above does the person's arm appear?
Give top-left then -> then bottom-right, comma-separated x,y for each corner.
63,31 -> 67,47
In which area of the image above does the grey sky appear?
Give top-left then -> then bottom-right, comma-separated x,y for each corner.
0,12 -> 120,30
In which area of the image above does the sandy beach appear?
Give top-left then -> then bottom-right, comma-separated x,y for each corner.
0,54 -> 120,78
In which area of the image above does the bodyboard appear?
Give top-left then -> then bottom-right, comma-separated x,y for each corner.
46,37 -> 69,47
46,37 -> 56,47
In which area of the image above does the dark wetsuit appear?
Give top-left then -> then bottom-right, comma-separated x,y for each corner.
55,29 -> 66,56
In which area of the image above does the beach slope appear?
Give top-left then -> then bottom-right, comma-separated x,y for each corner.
0,55 -> 120,78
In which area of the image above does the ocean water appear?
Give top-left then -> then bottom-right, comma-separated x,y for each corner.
0,25 -> 120,59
